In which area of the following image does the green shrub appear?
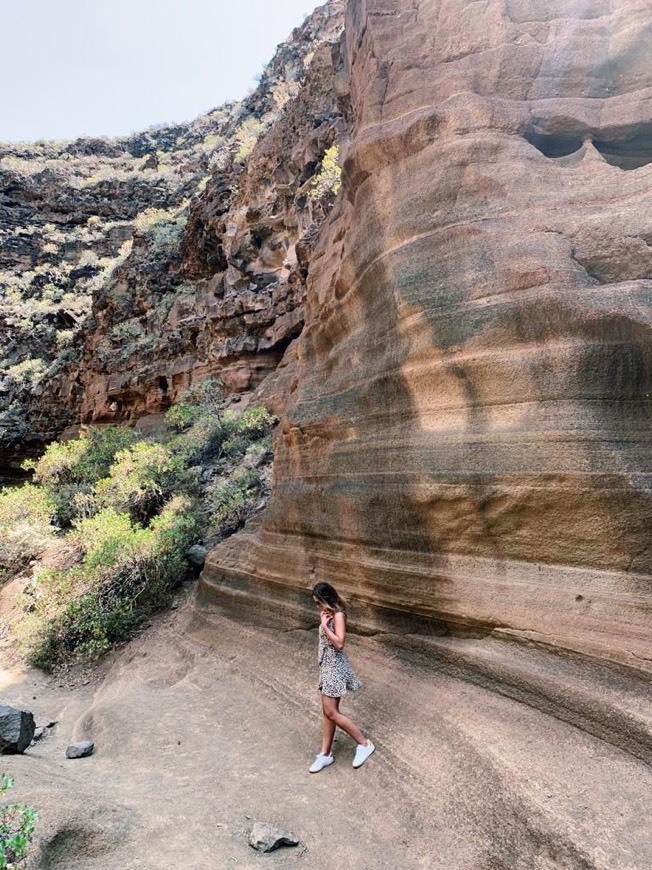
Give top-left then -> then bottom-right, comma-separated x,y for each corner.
0,774 -> 37,869
201,133 -> 225,153
0,485 -> 56,580
168,402 -> 275,467
207,467 -> 266,539
221,406 -> 276,457
164,378 -> 224,432
134,206 -> 188,255
242,438 -> 273,468
55,329 -> 75,349
26,426 -> 137,489
93,442 -> 186,524
23,496 -> 201,669
308,145 -> 341,201
7,386 -> 276,669
109,320 -> 142,343
165,403 -> 196,433
5,359 -> 47,388
234,117 -> 268,164
24,426 -> 137,528
168,416 -> 227,466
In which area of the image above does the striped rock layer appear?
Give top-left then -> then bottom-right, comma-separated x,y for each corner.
203,0 -> 652,670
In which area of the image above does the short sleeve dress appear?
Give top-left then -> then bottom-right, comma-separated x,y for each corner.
318,614 -> 363,698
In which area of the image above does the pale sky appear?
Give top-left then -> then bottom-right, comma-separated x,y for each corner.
0,0 -> 318,142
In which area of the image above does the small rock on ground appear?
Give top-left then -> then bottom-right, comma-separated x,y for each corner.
66,740 -> 95,759
248,821 -> 300,853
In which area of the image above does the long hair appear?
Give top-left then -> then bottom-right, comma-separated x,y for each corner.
312,582 -> 348,615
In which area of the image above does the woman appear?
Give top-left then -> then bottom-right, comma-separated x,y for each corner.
309,582 -> 375,773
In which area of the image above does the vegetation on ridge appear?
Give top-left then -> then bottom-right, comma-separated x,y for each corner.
0,107 -> 232,449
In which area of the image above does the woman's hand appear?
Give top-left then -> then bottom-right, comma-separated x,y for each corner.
320,609 -> 332,628
320,609 -> 346,650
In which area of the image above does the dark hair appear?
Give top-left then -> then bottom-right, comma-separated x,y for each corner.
312,582 -> 347,614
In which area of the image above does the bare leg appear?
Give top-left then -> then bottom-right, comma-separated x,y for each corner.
321,695 -> 336,755
322,695 -> 369,746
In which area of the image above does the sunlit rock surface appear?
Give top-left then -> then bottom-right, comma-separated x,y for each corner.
203,0 -> 652,670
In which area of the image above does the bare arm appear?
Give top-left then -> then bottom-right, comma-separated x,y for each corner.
321,610 -> 346,650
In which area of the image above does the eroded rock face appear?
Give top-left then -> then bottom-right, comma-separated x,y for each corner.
0,114 -> 229,471
203,0 -> 652,669
0,2 -> 345,466
74,3 -> 345,426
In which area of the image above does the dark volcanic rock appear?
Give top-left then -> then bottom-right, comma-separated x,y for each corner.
186,545 -> 208,567
66,740 -> 94,759
0,704 -> 35,753
31,716 -> 58,744
76,2 -> 345,425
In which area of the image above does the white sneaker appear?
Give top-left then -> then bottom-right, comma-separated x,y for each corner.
352,741 -> 375,768
309,753 -> 334,773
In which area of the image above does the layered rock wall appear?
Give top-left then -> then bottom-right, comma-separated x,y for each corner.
0,2 -> 345,468
203,0 -> 652,669
77,2 -> 345,425
0,108 -> 234,467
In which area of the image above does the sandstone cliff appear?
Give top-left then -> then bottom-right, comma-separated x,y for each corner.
202,0 -> 652,671
2,5 -> 652,866
2,0 -> 650,669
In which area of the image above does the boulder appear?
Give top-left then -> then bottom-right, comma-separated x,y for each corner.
186,545 -> 208,567
0,705 -> 35,754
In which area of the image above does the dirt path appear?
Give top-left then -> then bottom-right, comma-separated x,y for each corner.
2,585 -> 651,869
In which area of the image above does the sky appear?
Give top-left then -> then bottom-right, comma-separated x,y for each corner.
0,0 -> 318,142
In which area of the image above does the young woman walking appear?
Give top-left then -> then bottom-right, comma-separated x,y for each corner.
309,582 -> 375,773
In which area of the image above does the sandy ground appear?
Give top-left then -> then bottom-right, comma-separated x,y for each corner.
1,583 -> 652,870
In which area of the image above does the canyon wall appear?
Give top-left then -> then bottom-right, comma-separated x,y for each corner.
202,0 -> 652,669
0,111 -> 226,470
0,2 -> 344,472
77,2 -> 345,426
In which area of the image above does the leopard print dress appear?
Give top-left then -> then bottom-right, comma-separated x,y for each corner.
318,616 -> 363,698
